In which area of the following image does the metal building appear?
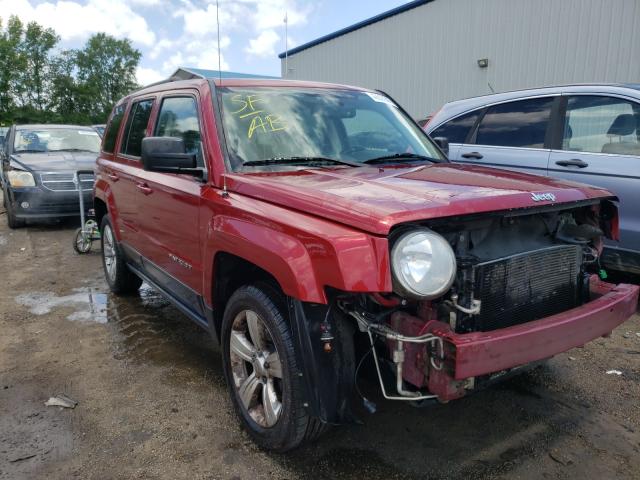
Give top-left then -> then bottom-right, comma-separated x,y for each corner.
279,0 -> 640,120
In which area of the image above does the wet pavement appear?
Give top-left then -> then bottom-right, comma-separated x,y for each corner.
1,207 -> 639,479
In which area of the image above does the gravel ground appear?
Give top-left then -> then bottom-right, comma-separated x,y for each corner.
1,201 -> 639,479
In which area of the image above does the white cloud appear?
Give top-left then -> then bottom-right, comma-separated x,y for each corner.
246,29 -> 280,58
0,0 -> 156,46
255,1 -> 308,30
136,66 -> 165,85
149,38 -> 175,60
159,42 -> 230,74
174,0 -> 310,63
129,0 -> 161,6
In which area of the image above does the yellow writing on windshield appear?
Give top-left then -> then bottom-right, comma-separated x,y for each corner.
230,94 -> 287,139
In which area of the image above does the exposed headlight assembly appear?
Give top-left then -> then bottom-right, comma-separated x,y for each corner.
391,229 -> 457,299
7,170 -> 36,187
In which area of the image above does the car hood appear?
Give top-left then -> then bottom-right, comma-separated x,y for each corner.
227,163 -> 615,235
10,152 -> 97,172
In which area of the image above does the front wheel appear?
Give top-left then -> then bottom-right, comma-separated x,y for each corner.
221,285 -> 327,451
5,193 -> 25,229
100,215 -> 142,294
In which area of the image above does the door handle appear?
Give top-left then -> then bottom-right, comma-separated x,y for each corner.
555,159 -> 589,168
461,152 -> 484,159
107,172 -> 119,182
136,182 -> 153,195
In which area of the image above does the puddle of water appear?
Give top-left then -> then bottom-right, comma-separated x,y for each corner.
15,283 -> 220,383
15,287 -> 108,323
0,235 -> 7,246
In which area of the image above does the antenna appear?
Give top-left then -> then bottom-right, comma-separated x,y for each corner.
216,0 -> 228,197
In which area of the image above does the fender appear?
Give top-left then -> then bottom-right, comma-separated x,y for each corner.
205,214 -> 325,303
201,190 -> 393,307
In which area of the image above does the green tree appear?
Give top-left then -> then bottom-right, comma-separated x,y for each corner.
0,16 -> 24,123
15,21 -> 59,111
49,49 -> 86,123
0,18 -> 142,125
75,33 -> 141,121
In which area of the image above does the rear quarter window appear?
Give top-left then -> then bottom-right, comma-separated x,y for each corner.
103,104 -> 126,154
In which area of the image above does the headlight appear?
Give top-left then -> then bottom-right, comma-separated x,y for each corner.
391,229 -> 456,299
7,170 -> 36,187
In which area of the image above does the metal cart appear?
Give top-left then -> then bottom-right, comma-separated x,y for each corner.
72,170 -> 100,254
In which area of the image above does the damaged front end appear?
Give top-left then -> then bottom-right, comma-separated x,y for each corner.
336,199 -> 638,404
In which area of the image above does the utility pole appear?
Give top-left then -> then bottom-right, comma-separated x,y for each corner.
284,12 -> 288,78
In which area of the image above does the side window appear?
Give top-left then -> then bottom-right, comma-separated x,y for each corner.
563,96 -> 640,156
120,99 -> 154,157
154,96 -> 203,167
103,104 -> 126,153
475,97 -> 554,148
430,110 -> 480,144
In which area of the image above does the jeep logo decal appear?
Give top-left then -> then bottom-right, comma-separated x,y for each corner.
531,192 -> 556,202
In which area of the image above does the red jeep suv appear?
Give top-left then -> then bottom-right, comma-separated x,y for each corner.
94,77 -> 639,451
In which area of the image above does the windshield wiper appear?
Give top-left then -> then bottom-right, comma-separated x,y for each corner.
14,149 -> 46,154
362,153 -> 441,165
243,156 -> 360,168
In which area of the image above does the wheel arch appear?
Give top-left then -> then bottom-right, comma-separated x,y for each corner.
210,251 -> 358,426
210,251 -> 285,339
94,197 -> 107,227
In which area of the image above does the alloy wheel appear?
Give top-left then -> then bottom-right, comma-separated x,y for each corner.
229,309 -> 283,428
102,224 -> 117,282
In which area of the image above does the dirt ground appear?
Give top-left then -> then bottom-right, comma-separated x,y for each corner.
1,203 -> 639,480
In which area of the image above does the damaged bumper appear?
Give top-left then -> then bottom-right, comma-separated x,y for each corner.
394,278 -> 639,401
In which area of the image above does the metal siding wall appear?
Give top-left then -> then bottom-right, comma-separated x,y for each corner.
282,0 -> 640,118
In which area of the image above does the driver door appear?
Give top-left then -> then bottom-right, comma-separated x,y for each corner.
135,92 -> 206,319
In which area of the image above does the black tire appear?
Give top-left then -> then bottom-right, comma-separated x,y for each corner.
221,285 -> 327,452
73,227 -> 92,254
100,215 -> 142,294
6,198 -> 25,229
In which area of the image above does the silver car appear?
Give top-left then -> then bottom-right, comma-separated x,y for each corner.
427,84 -> 640,276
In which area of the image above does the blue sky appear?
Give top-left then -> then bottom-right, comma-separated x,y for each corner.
0,0 -> 408,84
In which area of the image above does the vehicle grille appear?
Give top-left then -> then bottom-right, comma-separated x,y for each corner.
40,172 -> 94,192
473,245 -> 582,331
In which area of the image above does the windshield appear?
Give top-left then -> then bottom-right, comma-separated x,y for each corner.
219,87 -> 444,170
14,128 -> 101,153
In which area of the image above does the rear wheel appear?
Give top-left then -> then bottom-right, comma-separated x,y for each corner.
100,215 -> 142,294
221,285 -> 327,451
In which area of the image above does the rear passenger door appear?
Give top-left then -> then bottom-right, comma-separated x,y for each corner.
135,93 -> 207,321
549,94 -> 640,257
457,97 -> 556,176
111,98 -> 155,254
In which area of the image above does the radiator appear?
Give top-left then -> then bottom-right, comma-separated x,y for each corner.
473,245 -> 582,331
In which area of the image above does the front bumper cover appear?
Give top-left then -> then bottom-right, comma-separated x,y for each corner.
413,278 -> 638,401
8,186 -> 93,219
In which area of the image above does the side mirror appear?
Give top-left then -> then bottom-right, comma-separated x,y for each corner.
141,137 -> 199,175
432,136 -> 449,157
